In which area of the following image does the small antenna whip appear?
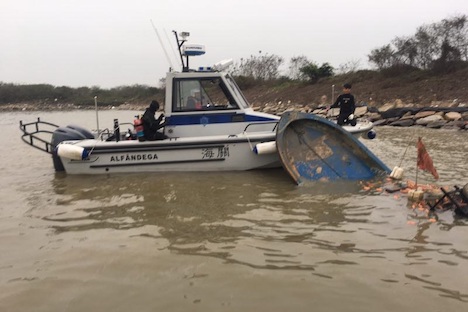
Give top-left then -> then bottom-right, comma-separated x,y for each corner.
94,96 -> 100,136
150,20 -> 173,69
163,28 -> 179,68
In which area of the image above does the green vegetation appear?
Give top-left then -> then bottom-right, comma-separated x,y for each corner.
0,83 -> 163,106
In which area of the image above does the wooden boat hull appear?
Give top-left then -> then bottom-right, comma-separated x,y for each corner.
276,111 -> 390,185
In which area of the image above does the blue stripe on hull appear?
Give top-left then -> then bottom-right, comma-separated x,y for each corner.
166,113 -> 276,126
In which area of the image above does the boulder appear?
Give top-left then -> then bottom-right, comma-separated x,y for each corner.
394,99 -> 405,108
367,106 -> 379,113
313,108 -> 327,115
444,112 -> 462,121
400,111 -> 414,120
386,117 -> 400,123
390,119 -> 415,127
426,120 -> 447,128
372,119 -> 389,126
354,106 -> 368,117
263,106 -> 275,114
380,107 -> 420,119
367,112 -> 382,122
378,103 -> 395,113
442,120 -> 466,129
461,112 -> 468,121
416,114 -> 444,125
374,117 -> 399,126
328,108 -> 340,117
414,111 -> 436,119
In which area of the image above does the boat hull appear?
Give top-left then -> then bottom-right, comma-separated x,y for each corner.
58,133 -> 280,174
276,111 -> 389,185
342,120 -> 375,139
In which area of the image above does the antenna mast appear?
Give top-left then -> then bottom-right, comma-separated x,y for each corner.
172,31 -> 205,72
150,20 -> 173,70
173,31 -> 189,72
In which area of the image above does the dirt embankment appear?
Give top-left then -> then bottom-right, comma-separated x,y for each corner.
241,67 -> 468,109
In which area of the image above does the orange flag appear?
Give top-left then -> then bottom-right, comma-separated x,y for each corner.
417,137 -> 439,180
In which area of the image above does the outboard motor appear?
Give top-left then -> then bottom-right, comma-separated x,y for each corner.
51,125 -> 94,171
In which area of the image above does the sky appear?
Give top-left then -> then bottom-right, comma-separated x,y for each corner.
1,0 -> 467,88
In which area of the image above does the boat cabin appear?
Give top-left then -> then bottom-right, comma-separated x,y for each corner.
163,70 -> 279,138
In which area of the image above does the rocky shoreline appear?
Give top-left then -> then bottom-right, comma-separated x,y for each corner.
255,99 -> 468,131
2,100 -> 468,130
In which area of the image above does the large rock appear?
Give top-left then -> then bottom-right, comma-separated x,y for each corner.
400,112 -> 415,120
426,120 -> 447,128
380,107 -> 419,119
354,106 -> 368,117
442,120 -> 466,129
312,108 -> 326,115
367,106 -> 379,113
379,99 -> 405,112
416,114 -> 444,125
374,117 -> 399,126
328,108 -> 340,117
394,99 -> 405,108
372,119 -> 390,126
262,106 -> 275,114
444,112 -> 462,121
378,103 -> 396,113
414,111 -> 436,119
366,112 -> 381,121
389,119 -> 415,127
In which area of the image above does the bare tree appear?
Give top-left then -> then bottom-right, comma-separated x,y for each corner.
288,55 -> 310,80
231,51 -> 284,80
337,59 -> 361,74
392,36 -> 418,66
414,25 -> 438,69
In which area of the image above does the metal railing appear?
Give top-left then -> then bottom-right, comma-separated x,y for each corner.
19,118 -> 59,154
243,121 -> 278,133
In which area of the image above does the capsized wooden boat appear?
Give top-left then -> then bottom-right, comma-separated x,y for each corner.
276,111 -> 390,185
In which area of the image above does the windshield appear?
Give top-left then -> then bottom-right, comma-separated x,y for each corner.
225,75 -> 250,109
172,77 -> 239,112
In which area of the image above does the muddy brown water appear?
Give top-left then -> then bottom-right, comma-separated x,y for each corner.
1,111 -> 467,311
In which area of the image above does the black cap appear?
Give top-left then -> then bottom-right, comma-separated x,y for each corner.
149,100 -> 159,111
343,83 -> 352,89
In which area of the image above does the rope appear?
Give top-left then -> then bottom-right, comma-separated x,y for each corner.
398,140 -> 412,167
87,130 -> 107,157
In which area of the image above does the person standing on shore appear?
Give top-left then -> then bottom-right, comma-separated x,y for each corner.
328,83 -> 356,126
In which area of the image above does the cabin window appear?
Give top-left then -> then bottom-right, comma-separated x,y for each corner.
173,78 -> 239,112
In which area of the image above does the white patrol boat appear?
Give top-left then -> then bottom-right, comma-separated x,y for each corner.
19,31 -> 375,175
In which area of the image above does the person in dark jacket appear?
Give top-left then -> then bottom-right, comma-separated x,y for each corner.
328,83 -> 356,126
142,100 -> 168,140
